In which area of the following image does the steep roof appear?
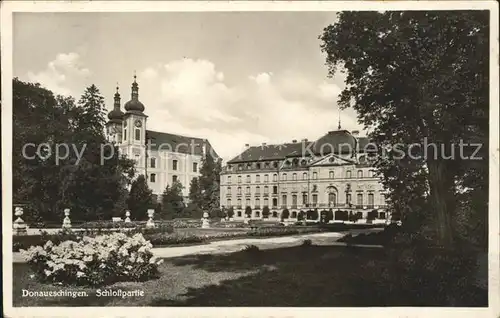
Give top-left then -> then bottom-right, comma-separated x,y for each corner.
227,130 -> 371,164
146,130 -> 219,158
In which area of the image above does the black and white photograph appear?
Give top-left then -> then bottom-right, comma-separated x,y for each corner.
2,1 -> 499,317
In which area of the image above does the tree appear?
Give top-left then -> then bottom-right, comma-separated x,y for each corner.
12,79 -> 135,222
245,206 -> 252,218
262,206 -> 270,219
198,152 -> 222,216
297,211 -> 305,221
160,181 -> 185,219
320,11 -> 488,248
188,177 -> 203,209
281,209 -> 290,221
127,175 -> 153,218
226,206 -> 235,219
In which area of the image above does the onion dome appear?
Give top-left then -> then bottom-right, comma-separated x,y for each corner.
107,85 -> 124,123
124,74 -> 145,112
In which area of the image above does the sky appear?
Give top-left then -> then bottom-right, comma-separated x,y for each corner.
13,12 -> 366,162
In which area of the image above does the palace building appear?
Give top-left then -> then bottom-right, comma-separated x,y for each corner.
220,129 -> 389,222
105,76 -> 218,200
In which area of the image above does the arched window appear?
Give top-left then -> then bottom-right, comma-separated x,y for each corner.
273,174 -> 278,182
264,186 -> 269,194
256,186 -> 260,195
246,175 -> 251,183
303,172 -> 308,180
328,193 -> 337,206
246,186 -> 250,194
282,173 -> 287,181
237,187 -> 242,194
346,170 -> 352,178
264,174 -> 269,182
357,170 -> 363,178
292,173 -> 297,181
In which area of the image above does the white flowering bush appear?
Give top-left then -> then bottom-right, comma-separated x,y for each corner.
20,232 -> 163,286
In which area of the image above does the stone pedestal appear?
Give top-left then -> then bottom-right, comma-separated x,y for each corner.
62,208 -> 72,229
201,212 -> 210,229
146,209 -> 156,228
13,207 -> 27,235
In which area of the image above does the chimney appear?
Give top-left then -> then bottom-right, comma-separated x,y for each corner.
292,140 -> 297,143
302,138 -> 308,143
352,130 -> 360,137
262,143 -> 267,147
245,143 -> 250,147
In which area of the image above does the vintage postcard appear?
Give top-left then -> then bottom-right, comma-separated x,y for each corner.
1,1 -> 499,317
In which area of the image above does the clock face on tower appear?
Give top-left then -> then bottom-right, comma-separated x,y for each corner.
135,120 -> 142,128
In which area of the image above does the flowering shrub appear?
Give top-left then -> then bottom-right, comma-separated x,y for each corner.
20,232 -> 162,286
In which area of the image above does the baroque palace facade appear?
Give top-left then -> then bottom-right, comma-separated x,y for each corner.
105,76 -> 218,200
220,129 -> 389,221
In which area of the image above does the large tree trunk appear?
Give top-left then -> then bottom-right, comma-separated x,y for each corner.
427,158 -> 455,248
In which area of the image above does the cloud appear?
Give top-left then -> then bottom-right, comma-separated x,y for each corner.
26,52 -> 91,96
136,58 -> 361,161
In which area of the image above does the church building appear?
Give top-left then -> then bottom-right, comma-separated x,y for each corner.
105,75 -> 219,201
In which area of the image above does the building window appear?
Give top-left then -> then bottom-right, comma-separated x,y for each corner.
368,193 -> 374,206
272,198 -> 278,207
347,193 -> 352,205
282,194 -> 287,206
273,174 -> 278,182
357,170 -> 363,178
369,170 -> 375,178
264,174 -> 269,182
256,186 -> 260,195
255,211 -> 260,217
237,211 -> 242,217
329,171 -> 334,179
302,194 -> 308,205
172,160 -> 178,171
264,186 -> 269,194
357,193 -> 363,206
292,195 -> 297,207
312,194 -> 318,206
303,172 -> 307,180
238,187 -> 242,195
172,175 -> 178,183
135,128 -> 141,141
256,175 -> 260,183
124,129 -> 127,141
227,176 -> 231,184
246,175 -> 251,183
282,174 -> 287,181
193,162 -> 198,172
238,164 -> 243,171
150,173 -> 156,182
150,158 -> 156,168
346,170 -> 352,178
227,198 -> 231,207
292,173 -> 297,181
134,155 -> 140,165
328,193 -> 336,206
246,198 -> 251,207
238,176 -> 242,183
256,163 -> 261,169
227,186 -> 231,194
246,186 -> 250,194
273,186 -> 278,194
264,198 -> 269,207
313,172 -> 318,179
237,199 -> 242,208
256,198 -> 260,206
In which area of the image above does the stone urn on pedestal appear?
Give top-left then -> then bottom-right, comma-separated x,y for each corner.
13,207 -> 27,235
62,208 -> 72,230
201,212 -> 210,229
124,210 -> 131,223
146,209 -> 156,228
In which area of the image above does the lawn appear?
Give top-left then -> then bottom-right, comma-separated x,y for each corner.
13,244 -> 487,307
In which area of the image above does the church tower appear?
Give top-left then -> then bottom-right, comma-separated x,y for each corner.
121,74 -> 148,176
106,85 -> 124,144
